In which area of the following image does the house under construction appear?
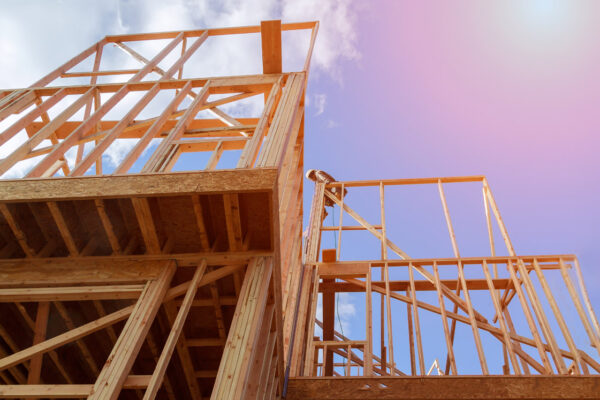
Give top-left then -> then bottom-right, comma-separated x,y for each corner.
0,20 -> 598,399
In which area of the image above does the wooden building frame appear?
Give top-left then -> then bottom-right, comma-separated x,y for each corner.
0,20 -> 315,399
1,17 -> 599,400
286,176 -> 600,399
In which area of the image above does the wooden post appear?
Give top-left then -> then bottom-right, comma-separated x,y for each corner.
433,262 -> 457,375
409,263 -> 426,375
364,267 -> 373,376
322,249 -> 336,377
27,302 -> 50,387
406,288 -> 416,376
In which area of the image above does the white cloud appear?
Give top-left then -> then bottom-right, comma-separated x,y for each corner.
0,0 -> 360,177
283,0 -> 360,80
313,93 -> 327,115
326,119 -> 340,128
315,291 -> 356,337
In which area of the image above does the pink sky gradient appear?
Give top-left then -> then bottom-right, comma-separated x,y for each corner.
305,1 -> 600,294
302,0 -> 600,372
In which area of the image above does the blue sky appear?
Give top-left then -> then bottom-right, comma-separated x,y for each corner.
1,0 -> 598,375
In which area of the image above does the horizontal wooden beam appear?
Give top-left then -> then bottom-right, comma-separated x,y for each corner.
320,279 -> 510,293
61,69 -> 140,78
103,21 -> 317,42
0,260 -> 166,288
320,225 -> 382,231
11,74 -> 280,96
26,118 -> 259,140
0,384 -> 92,398
0,285 -> 144,302
0,168 -> 277,202
286,376 -> 600,400
326,176 -> 486,188
319,263 -> 369,278
312,255 -> 575,267
0,376 -> 150,398
0,253 -> 264,287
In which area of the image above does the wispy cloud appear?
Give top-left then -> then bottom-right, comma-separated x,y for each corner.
315,292 -> 356,337
313,93 -> 327,115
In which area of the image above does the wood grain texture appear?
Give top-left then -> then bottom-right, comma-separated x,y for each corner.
286,376 -> 600,399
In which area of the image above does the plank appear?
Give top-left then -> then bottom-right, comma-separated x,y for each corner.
0,166 -> 274,201
0,203 -> 35,257
261,20 -> 282,74
286,376 -> 600,400
223,193 -> 243,251
0,376 -> 152,398
131,198 -> 161,254
0,259 -> 164,287
46,202 -> 79,256
26,302 -> 50,385
319,278 -> 511,292
191,195 -> 211,251
0,285 -> 144,302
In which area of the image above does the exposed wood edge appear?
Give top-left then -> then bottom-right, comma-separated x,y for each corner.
0,250 -> 268,271
326,175 -> 486,187
0,285 -> 145,302
0,376 -> 151,398
9,74 -> 282,96
0,168 -> 278,202
0,255 -> 261,288
103,21 -> 318,43
286,376 -> 600,400
319,279 -> 511,293
261,20 -> 283,74
0,259 -> 166,288
311,255 -> 576,267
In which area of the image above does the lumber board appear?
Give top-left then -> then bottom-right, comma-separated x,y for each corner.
326,176 -> 485,188
261,20 -> 282,74
14,75 -> 280,97
0,169 -> 278,202
102,21 -> 316,43
0,285 -> 144,302
0,376 -> 151,398
286,376 -> 600,399
0,259 -> 165,287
